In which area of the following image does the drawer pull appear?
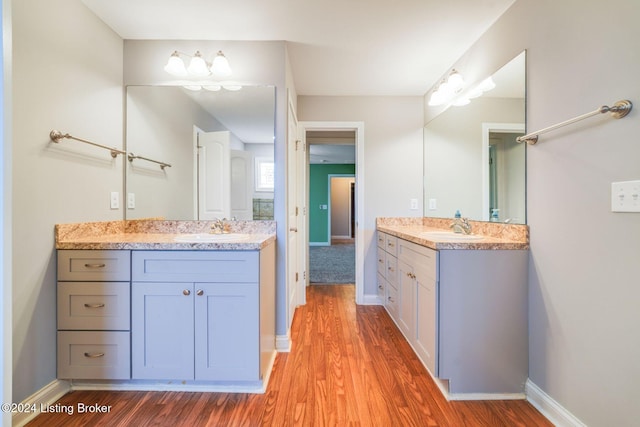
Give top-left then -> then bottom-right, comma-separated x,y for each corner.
196,289 -> 204,296
84,352 -> 105,358
83,303 -> 105,309
183,289 -> 191,296
388,296 -> 395,303
84,263 -> 106,269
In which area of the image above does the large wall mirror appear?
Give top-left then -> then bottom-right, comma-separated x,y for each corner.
424,51 -> 526,224
125,85 -> 275,220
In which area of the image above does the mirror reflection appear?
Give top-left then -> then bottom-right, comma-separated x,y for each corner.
125,85 -> 275,220
423,51 -> 526,224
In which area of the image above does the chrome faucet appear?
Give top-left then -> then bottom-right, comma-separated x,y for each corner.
450,217 -> 472,235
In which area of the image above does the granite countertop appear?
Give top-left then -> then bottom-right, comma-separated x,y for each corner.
55,220 -> 276,251
377,217 -> 529,250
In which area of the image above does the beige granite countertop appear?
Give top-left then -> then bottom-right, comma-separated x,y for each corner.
377,217 -> 529,250
55,220 -> 276,251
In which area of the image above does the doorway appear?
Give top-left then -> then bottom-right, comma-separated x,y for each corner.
296,121 -> 365,303
299,122 -> 364,303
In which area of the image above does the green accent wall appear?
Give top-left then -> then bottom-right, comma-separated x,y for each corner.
309,164 -> 356,244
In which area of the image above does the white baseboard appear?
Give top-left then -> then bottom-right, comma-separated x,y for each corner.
448,392 -> 526,401
360,293 -> 383,305
12,379 -> 71,427
276,334 -> 291,352
526,379 -> 586,427
309,242 -> 329,246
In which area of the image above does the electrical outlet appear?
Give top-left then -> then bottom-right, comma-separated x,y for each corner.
429,198 -> 437,210
611,180 -> 640,212
110,191 -> 119,210
410,198 -> 419,210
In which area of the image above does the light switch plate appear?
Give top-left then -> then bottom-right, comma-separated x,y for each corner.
410,198 -> 419,210
428,198 -> 437,210
110,191 -> 119,210
127,193 -> 135,209
611,180 -> 640,212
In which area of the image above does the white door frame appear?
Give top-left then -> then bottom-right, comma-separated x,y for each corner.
481,122 -> 525,221
297,121 -> 365,305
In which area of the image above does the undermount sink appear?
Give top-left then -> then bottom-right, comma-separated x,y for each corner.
173,233 -> 252,243
419,231 -> 485,241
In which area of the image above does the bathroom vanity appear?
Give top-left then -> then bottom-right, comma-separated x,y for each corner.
377,217 -> 529,400
55,220 -> 276,393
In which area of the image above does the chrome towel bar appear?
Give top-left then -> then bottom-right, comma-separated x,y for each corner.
127,153 -> 172,170
49,130 -> 126,158
516,99 -> 632,145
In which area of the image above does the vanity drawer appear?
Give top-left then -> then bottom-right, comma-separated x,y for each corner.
132,250 -> 259,283
57,331 -> 130,379
398,240 -> 438,282
58,250 -> 130,282
386,255 -> 398,289
377,232 -> 386,249
384,235 -> 398,257
376,273 -> 386,299
57,282 -> 130,331
377,247 -> 386,276
385,283 -> 399,320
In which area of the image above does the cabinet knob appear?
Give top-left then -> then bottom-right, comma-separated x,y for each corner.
196,289 -> 204,296
183,289 -> 191,296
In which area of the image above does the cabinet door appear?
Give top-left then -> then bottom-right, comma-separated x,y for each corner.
195,282 -> 259,381
397,259 -> 415,340
415,273 -> 438,376
132,282 -> 195,380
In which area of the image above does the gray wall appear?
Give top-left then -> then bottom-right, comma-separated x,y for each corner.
12,0 -> 123,402
298,96 -> 424,296
432,1 -> 639,425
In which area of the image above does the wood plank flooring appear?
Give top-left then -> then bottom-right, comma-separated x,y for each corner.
26,285 -> 552,426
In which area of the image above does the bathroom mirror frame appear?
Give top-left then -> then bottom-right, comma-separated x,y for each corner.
124,84 -> 276,221
423,50 -> 527,224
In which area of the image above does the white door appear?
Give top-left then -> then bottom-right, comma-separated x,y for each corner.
230,150 -> 254,220
286,101 -> 301,329
198,131 -> 230,220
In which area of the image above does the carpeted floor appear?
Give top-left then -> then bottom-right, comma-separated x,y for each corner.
309,243 -> 355,284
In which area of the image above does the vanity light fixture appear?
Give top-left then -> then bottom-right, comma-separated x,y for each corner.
428,69 -> 465,106
164,50 -> 240,91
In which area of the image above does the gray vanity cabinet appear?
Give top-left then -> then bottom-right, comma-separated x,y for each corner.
56,250 -> 131,380
377,231 -> 528,396
397,240 -> 438,376
131,248 -> 272,382
377,233 -> 399,317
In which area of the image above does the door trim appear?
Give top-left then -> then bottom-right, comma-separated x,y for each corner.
297,121 -> 365,305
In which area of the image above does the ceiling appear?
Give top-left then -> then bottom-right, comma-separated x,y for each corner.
82,0 -> 516,97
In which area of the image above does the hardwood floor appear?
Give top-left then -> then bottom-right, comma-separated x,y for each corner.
27,285 -> 552,426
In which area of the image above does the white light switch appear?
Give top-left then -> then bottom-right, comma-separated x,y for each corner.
127,193 -> 136,209
429,198 -> 437,210
410,198 -> 419,210
110,191 -> 119,210
611,180 -> 640,212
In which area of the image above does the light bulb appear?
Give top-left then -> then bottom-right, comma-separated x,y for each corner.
164,51 -> 188,77
187,51 -> 210,77
183,85 -> 202,91
428,90 -> 445,106
203,85 -> 222,92
223,84 -> 242,91
447,70 -> 465,93
211,51 -> 232,78
478,76 -> 496,92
